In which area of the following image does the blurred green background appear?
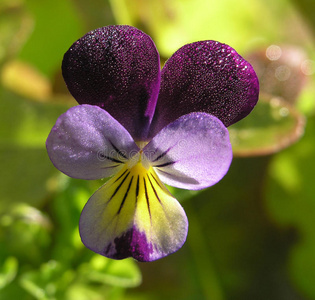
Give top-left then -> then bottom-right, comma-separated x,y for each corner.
1,0 -> 315,299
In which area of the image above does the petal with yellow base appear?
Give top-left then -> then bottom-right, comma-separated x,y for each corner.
79,162 -> 188,262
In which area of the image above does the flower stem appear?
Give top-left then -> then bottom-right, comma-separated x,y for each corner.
186,201 -> 225,300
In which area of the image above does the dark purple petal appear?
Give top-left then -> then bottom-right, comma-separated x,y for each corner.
46,105 -> 139,180
144,112 -> 232,190
149,41 -> 259,137
62,25 -> 160,141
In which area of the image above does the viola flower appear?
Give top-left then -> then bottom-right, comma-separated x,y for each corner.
47,25 -> 259,262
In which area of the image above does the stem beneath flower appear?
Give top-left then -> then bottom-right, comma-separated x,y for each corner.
186,201 -> 225,300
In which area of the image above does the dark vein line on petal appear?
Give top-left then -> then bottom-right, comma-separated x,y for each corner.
148,174 -> 171,224
108,171 -> 130,203
150,173 -> 163,189
158,169 -> 194,183
148,175 -> 174,228
117,176 -> 133,214
101,164 -> 120,170
114,169 -> 128,183
135,175 -> 140,207
109,139 -> 128,159
154,161 -> 176,168
147,174 -> 163,205
156,168 -> 179,178
143,177 -> 152,222
152,147 -> 172,162
100,154 -> 123,164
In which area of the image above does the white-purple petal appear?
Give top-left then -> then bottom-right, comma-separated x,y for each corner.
79,164 -> 188,262
46,105 -> 139,180
144,112 -> 233,190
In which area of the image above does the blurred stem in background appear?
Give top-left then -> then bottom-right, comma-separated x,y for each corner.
186,201 -> 225,300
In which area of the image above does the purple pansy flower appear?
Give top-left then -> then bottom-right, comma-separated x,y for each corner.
47,25 -> 259,262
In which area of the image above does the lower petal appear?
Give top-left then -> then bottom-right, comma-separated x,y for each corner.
79,163 -> 188,262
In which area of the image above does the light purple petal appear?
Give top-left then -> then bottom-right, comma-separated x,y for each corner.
79,164 -> 188,262
144,112 -> 232,190
62,25 -> 160,141
149,40 -> 259,137
46,105 -> 139,180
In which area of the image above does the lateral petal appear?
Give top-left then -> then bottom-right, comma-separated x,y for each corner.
144,112 -> 232,190
79,163 -> 188,262
46,105 -> 139,180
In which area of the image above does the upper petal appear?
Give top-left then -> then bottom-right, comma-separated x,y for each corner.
149,40 -> 259,137
62,25 -> 161,141
143,112 -> 232,190
46,105 -> 139,180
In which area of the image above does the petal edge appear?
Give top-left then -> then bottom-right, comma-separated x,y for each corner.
149,40 -> 259,137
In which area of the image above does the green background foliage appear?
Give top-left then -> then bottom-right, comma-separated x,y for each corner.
0,0 -> 315,299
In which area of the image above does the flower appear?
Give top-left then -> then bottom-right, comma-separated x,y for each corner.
46,25 -> 259,262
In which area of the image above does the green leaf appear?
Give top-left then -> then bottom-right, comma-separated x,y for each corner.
20,260 -> 75,300
229,96 -> 305,156
50,177 -> 93,264
65,283 -> 112,300
79,255 -> 142,288
0,204 -> 52,264
0,256 -> 18,289
65,283 -> 126,300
